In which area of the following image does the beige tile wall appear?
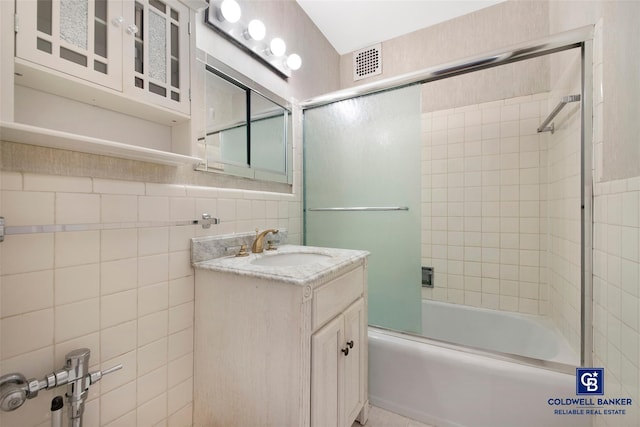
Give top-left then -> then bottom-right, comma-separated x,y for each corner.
593,177 -> 640,427
0,171 -> 301,427
421,93 -> 549,315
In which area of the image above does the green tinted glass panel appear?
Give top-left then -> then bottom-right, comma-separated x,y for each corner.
304,85 -> 422,334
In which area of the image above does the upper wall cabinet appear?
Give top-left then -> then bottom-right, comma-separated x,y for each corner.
15,0 -> 190,118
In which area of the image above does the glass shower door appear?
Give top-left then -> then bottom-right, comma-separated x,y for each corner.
304,85 -> 422,334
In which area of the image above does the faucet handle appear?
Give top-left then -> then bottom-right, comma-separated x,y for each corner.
88,364 -> 123,385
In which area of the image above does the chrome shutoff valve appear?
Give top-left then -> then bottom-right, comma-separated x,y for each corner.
0,348 -> 122,421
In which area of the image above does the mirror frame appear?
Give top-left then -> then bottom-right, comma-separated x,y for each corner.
196,54 -> 293,185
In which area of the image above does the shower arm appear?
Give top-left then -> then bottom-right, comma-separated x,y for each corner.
537,94 -> 581,134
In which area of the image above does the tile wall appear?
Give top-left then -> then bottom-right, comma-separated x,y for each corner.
591,18 -> 640,427
593,177 -> 640,427
0,171 -> 301,427
420,94 -> 549,315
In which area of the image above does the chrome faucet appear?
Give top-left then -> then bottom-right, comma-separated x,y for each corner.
0,348 -> 121,426
251,229 -> 279,253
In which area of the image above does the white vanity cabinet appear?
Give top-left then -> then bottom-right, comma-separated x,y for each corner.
312,297 -> 367,427
15,0 -> 190,115
193,245 -> 369,427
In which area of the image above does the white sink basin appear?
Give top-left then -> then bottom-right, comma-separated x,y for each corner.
250,252 -> 332,267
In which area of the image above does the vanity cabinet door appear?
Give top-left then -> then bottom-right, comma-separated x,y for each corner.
311,315 -> 344,427
343,298 -> 366,426
311,297 -> 366,427
16,0 -> 124,90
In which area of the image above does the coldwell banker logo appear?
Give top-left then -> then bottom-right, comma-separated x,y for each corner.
576,368 -> 604,395
548,367 -> 632,417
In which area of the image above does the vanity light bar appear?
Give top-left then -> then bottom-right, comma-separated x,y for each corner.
204,0 -> 302,78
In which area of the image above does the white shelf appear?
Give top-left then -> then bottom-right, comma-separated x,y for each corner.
0,121 -> 203,167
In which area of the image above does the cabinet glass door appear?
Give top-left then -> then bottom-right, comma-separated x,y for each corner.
123,0 -> 190,114
16,0 -> 123,89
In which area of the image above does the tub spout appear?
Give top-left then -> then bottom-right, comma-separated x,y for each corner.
251,229 -> 279,253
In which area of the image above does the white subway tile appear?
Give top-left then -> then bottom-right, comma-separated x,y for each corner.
100,381 -> 137,425
56,193 -> 100,224
1,270 -> 53,318
55,298 -> 99,342
94,178 -> 145,195
168,327 -> 193,361
55,263 -> 100,306
2,234 -> 54,275
621,191 -> 639,228
138,338 -> 168,376
217,198 -> 237,222
139,310 -> 169,347
139,282 -> 169,316
146,183 -> 186,197
101,229 -> 138,261
139,196 -> 170,222
101,258 -> 137,295
101,289 -> 137,328
24,174 -> 92,192
169,276 -> 194,307
167,378 -> 193,416
139,254 -> 169,287
101,321 -> 137,361
103,411 -> 137,427
55,231 -> 99,268
2,191 -> 54,226
168,403 -> 192,427
169,225 -> 195,252
1,171 -> 23,190
139,227 -> 169,256
168,353 -> 193,389
1,308 -> 54,359
170,197 -> 195,221
169,250 -> 192,280
101,194 -> 138,223
137,367 -> 167,405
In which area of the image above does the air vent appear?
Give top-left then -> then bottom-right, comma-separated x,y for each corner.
353,44 -> 381,81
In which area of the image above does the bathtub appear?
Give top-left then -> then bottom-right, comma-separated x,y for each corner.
421,299 -> 578,365
368,301 -> 589,427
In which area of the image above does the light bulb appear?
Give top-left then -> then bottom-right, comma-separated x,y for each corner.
220,0 -> 241,23
246,19 -> 266,41
269,37 -> 286,57
286,54 -> 302,70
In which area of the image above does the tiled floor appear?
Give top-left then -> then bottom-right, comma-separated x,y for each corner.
352,405 -> 435,427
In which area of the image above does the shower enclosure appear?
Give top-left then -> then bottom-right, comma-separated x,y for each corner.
304,86 -> 423,334
303,26 -> 592,372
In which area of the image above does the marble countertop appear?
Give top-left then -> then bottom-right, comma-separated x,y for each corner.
192,244 -> 369,286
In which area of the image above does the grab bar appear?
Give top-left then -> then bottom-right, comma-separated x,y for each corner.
0,214 -> 219,242
537,94 -> 581,134
307,206 -> 409,212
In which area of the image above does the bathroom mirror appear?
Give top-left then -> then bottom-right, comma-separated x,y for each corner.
197,58 -> 292,184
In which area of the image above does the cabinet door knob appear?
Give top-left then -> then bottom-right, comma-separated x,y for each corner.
112,16 -> 125,27
127,24 -> 139,35
347,340 -> 354,349
341,347 -> 349,356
